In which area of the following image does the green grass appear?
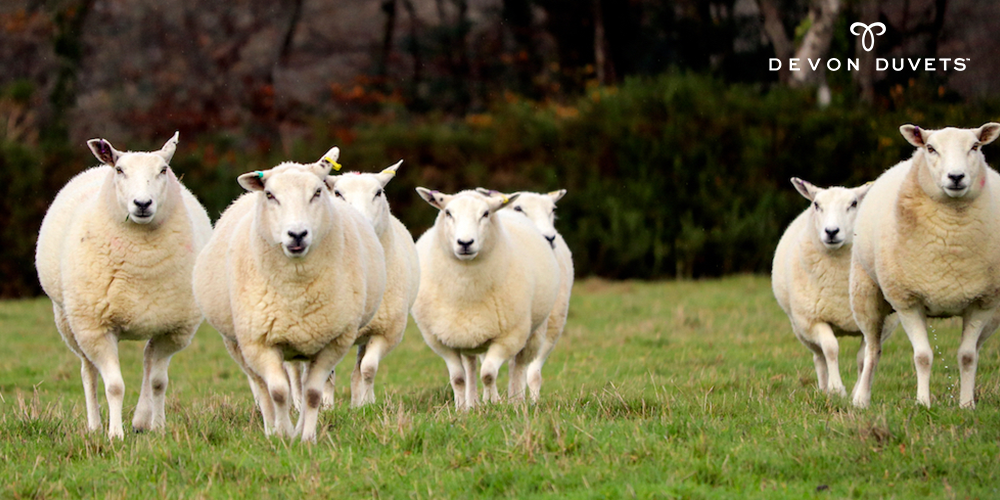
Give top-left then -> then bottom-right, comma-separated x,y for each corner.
2,276 -> 999,498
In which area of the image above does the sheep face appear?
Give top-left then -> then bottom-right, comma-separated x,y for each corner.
239,164 -> 333,259
792,178 -> 870,250
328,161 -> 402,232
417,189 -> 518,261
508,190 -> 566,248
900,123 -> 1000,199
87,132 -> 180,225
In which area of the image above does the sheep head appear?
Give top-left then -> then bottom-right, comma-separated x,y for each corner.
477,188 -> 566,249
238,162 -> 334,259
900,123 -> 1000,200
416,188 -> 518,261
88,131 -> 180,225
791,178 -> 870,250
327,160 -> 402,234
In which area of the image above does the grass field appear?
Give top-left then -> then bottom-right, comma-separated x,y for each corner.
2,276 -> 999,499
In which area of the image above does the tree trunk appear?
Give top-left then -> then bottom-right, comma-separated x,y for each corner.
790,0 -> 841,88
593,0 -> 615,84
377,0 -> 398,79
758,0 -> 793,83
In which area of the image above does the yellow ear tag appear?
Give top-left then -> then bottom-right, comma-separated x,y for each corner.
501,195 -> 509,204
324,157 -> 342,171
381,168 -> 396,176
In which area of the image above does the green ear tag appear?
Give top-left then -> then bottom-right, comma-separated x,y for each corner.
256,171 -> 264,179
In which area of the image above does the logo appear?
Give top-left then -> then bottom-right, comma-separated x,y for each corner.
768,22 -> 968,74
850,22 -> 886,52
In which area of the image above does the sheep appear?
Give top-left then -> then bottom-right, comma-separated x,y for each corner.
411,189 -> 560,410
850,123 -> 1000,409
34,132 -> 213,439
287,161 -> 420,408
771,178 -> 897,396
192,148 -> 386,441
476,188 -> 574,402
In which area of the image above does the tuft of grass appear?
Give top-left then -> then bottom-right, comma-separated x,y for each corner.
1,276 -> 999,498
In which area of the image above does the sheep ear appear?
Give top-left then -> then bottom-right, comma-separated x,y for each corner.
157,131 -> 180,163
790,177 -> 817,201
376,160 -> 402,187
318,147 -> 342,172
87,138 -> 122,166
854,182 -> 873,203
416,187 -> 451,209
900,124 -> 926,147
548,189 -> 567,202
487,192 -> 520,212
976,123 -> 1000,145
323,174 -> 341,191
238,170 -> 269,192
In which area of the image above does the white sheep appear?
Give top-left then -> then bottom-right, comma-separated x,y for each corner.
34,132 -> 213,439
771,178 -> 895,396
192,148 -> 386,441
476,188 -> 573,402
287,161 -> 420,408
851,123 -> 1000,409
411,189 -> 560,410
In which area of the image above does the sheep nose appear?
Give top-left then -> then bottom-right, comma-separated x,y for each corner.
825,228 -> 840,238
133,199 -> 153,210
288,230 -> 309,242
544,235 -> 556,247
948,173 -> 966,185
457,238 -> 474,249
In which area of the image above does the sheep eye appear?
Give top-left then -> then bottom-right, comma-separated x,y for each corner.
927,145 -> 937,154
482,211 -> 490,219
265,191 -> 275,201
513,206 -> 523,212
972,143 -> 981,152
334,190 -> 344,199
312,188 -> 323,200
850,200 -> 858,209
115,167 -> 123,174
160,167 -> 168,175
375,189 -> 383,198
444,209 -> 452,218
813,201 -> 820,210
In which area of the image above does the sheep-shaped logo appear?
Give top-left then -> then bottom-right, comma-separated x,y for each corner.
850,22 -> 886,52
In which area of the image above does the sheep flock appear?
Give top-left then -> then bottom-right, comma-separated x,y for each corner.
32,123 -> 1000,441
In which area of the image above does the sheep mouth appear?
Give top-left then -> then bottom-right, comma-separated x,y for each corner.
454,249 -> 478,260
128,211 -> 154,224
283,243 -> 309,257
943,185 -> 969,197
822,238 -> 845,248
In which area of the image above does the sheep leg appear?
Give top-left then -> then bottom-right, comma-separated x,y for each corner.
349,343 -> 365,407
221,336 -> 277,434
957,308 -> 995,409
297,343 -> 352,443
353,336 -> 389,407
897,309 -> 933,407
54,305 -> 102,432
855,337 -> 866,378
526,327 -> 560,403
77,330 -> 126,439
285,362 -> 303,412
462,354 -> 478,408
481,341 -> 522,404
509,325 -> 546,402
812,323 -> 846,396
240,344 -> 295,438
323,366 -> 336,409
132,330 -> 191,432
849,260 -> 887,408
